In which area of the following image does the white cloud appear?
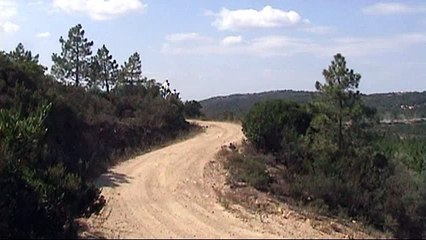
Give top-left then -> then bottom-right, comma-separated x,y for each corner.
2,21 -> 20,33
36,31 -> 51,38
222,35 -> 242,45
0,0 -> 20,33
162,34 -> 317,57
162,32 -> 426,58
363,2 -> 426,15
0,1 -> 17,19
301,25 -> 334,35
248,36 -> 318,57
326,33 -> 426,57
28,0 -> 45,6
211,5 -> 302,30
52,0 -> 147,20
165,33 -> 208,42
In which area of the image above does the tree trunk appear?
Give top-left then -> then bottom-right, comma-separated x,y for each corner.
337,77 -> 343,152
105,79 -> 110,93
76,44 -> 80,87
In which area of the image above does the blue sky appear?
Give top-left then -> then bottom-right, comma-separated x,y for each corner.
1,0 -> 425,100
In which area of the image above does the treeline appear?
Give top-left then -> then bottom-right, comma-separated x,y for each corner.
200,88 -> 426,122
51,24 -> 146,91
223,54 -> 426,238
0,24 -> 198,238
201,90 -> 314,120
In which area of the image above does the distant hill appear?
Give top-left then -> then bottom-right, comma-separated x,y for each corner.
200,90 -> 426,121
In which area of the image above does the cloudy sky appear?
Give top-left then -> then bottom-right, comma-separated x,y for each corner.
1,0 -> 426,100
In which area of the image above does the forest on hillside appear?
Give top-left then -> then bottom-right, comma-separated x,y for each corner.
200,89 -> 426,121
0,24 -> 201,238
219,53 -> 426,238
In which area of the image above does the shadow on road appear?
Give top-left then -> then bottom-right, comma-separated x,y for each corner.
95,170 -> 133,188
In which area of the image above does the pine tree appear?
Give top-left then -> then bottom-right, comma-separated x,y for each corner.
314,53 -> 362,151
51,24 -> 94,87
120,52 -> 143,86
9,43 -> 40,64
93,45 -> 119,93
87,56 -> 101,89
8,43 -> 46,74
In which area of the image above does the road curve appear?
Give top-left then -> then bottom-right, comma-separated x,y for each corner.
88,120 -> 280,238
87,121 -> 329,238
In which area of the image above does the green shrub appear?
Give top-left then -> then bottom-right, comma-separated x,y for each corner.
184,100 -> 204,118
242,100 -> 311,153
0,100 -> 100,238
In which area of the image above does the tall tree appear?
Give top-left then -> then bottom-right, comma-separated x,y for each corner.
51,24 -> 94,87
93,45 -> 119,93
314,53 -> 362,151
120,52 -> 143,86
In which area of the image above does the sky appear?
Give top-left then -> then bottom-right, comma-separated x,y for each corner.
0,0 -> 425,100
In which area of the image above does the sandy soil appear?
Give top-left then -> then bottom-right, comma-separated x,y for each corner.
84,120 -> 371,239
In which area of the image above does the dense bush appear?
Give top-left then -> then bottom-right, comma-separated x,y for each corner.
43,83 -> 189,178
0,39 -> 192,237
183,100 -> 204,118
242,100 -> 311,153
0,92 -> 100,237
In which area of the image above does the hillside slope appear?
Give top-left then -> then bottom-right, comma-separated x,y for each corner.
200,90 -> 426,120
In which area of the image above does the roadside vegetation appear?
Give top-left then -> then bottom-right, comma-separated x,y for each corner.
221,53 -> 426,238
0,24 -> 201,238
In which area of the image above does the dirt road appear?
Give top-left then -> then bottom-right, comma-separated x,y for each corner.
86,121 -> 346,238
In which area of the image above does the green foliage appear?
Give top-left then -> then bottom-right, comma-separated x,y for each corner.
301,54 -> 425,237
231,53 -> 426,238
0,101 -> 50,163
91,44 -> 119,92
376,133 -> 426,173
242,100 -> 311,153
9,43 -> 39,63
0,100 -> 99,238
313,53 -> 369,151
183,100 -> 204,118
119,52 -> 144,86
7,43 -> 46,77
0,35 -> 191,237
51,24 -> 94,87
200,90 -> 426,122
201,90 -> 314,120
